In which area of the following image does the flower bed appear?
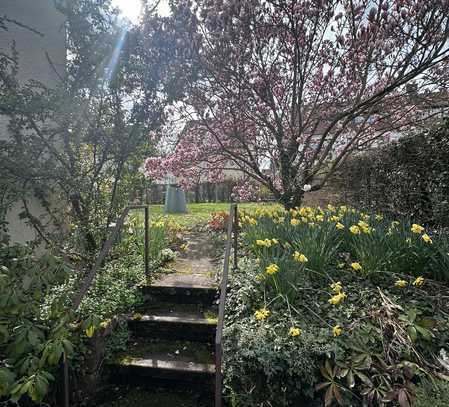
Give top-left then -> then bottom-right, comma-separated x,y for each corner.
223,205 -> 449,406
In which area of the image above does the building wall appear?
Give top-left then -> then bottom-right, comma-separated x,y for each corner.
0,0 -> 66,244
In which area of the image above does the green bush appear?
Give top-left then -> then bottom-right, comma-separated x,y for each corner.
335,118 -> 449,227
77,256 -> 146,321
0,243 -> 73,403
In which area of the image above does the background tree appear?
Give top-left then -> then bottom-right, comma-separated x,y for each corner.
0,2 -> 194,402
145,0 -> 449,208
0,0 -> 188,258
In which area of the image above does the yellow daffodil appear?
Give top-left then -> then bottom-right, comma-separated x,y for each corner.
273,217 -> 285,224
395,279 -> 408,288
271,238 -> 279,245
293,251 -> 308,263
330,215 -> 341,222
316,215 -> 324,222
289,327 -> 302,337
254,308 -> 270,321
375,214 -> 384,221
351,262 -> 362,271
328,292 -> 347,305
330,281 -> 343,294
413,276 -> 425,287
411,223 -> 424,234
255,239 -> 275,247
339,206 -> 348,213
291,218 -> 300,226
100,320 -> 110,329
85,326 -> 95,338
332,325 -> 343,337
266,263 -> 279,275
248,218 -> 257,225
335,222 -> 345,230
421,234 -> 432,244
349,225 -> 361,235
327,204 -> 336,212
358,220 -> 372,234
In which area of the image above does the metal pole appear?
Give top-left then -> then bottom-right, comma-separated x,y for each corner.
233,204 -> 238,270
215,345 -> 223,407
63,354 -> 69,407
144,205 -> 149,278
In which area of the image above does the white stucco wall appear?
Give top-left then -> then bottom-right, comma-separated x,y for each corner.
0,0 -> 66,244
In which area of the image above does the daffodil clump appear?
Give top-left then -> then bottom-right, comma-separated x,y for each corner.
225,203 -> 449,407
255,238 -> 279,248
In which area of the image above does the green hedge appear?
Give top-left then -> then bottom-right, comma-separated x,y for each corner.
335,118 -> 449,227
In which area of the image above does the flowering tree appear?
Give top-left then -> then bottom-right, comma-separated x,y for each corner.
145,0 -> 449,208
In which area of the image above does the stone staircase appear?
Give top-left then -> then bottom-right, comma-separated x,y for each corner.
106,233 -> 219,406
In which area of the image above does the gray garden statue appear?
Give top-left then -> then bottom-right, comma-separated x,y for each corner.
164,178 -> 187,214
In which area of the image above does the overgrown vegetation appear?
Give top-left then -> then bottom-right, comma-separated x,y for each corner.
0,243 -> 72,403
1,1 -> 191,403
336,118 -> 449,227
223,205 -> 449,406
0,212 -> 182,404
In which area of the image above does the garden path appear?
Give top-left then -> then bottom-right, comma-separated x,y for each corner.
101,229 -> 219,407
156,231 -> 217,288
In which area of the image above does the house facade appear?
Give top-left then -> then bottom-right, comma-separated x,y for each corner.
0,0 -> 66,244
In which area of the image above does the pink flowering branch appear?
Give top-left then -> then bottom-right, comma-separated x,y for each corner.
144,0 -> 449,207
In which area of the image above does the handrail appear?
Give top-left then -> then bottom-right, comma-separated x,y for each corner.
64,204 -> 150,407
215,203 -> 238,407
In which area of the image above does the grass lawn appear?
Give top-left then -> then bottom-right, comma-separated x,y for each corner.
138,202 -> 277,228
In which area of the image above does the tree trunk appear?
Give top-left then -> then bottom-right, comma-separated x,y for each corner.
280,189 -> 304,210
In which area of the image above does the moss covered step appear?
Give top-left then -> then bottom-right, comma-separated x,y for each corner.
109,339 -> 215,389
96,386 -> 213,407
128,309 -> 217,343
140,283 -> 217,305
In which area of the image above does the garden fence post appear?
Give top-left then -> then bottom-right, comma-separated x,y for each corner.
144,205 -> 149,278
233,204 -> 238,270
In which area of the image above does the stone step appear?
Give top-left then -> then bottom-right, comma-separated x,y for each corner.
94,385 -> 213,407
109,339 -> 215,390
141,284 -> 217,306
128,309 -> 217,343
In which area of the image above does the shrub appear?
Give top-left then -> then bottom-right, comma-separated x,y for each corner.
335,118 -> 449,227
0,243 -> 73,403
77,256 -> 146,321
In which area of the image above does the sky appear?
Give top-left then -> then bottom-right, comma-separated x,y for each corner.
111,0 -> 171,23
